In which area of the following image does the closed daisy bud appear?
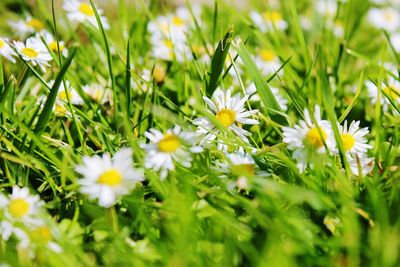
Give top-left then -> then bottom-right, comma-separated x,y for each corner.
153,65 -> 166,86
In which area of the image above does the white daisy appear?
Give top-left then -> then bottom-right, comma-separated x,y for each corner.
249,10 -> 288,32
282,105 -> 335,171
8,16 -> 45,38
336,121 -> 372,158
47,80 -> 84,117
216,147 -> 266,190
63,0 -> 110,30
131,68 -> 153,95
82,83 -> 112,104
19,224 -> 63,255
391,33 -> 400,52
14,36 -> 53,72
366,76 -> 400,112
141,125 -> 202,180
245,82 -> 288,110
0,37 -> 17,63
193,88 -> 259,151
253,48 -> 282,76
315,0 -> 338,18
348,156 -> 374,176
367,7 -> 400,33
41,31 -> 68,58
75,147 -> 144,208
150,36 -> 192,62
0,186 -> 43,225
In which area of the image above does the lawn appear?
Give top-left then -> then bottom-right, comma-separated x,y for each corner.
0,0 -> 400,266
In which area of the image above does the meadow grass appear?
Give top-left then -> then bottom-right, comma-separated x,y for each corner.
0,0 -> 400,266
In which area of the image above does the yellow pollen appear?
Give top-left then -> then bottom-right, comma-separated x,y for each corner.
216,109 -> 236,127
231,164 -> 255,177
158,134 -> 181,153
262,11 -> 282,22
383,85 -> 400,99
341,133 -> 355,151
26,18 -> 44,31
0,39 -> 4,48
9,198 -> 30,218
260,49 -> 276,62
172,16 -> 184,26
79,3 -> 94,16
21,47 -> 38,58
31,227 -> 52,244
97,168 -> 123,186
49,41 -> 64,52
305,127 -> 327,148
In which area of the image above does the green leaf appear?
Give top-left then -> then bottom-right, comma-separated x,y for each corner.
233,40 -> 285,123
207,28 -> 234,97
34,48 -> 76,134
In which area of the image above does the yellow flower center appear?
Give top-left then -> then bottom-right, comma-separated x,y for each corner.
164,39 -> 173,49
55,104 -> 67,116
9,198 -> 30,218
216,109 -> 236,127
21,47 -> 38,58
26,18 -> 44,31
97,168 -> 123,186
172,16 -> 184,26
383,85 -> 400,99
383,10 -> 394,22
49,41 -> 65,52
231,164 -> 255,177
262,11 -> 282,22
31,227 -> 52,244
79,3 -> 94,16
158,134 -> 181,153
260,49 -> 276,62
0,39 -> 4,48
305,127 -> 327,148
341,133 -> 355,151
59,90 -> 72,101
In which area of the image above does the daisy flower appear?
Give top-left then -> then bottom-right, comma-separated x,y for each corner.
249,10 -> 288,32
48,80 -> 84,117
245,82 -> 288,110
366,76 -> 400,112
391,33 -> 400,53
0,186 -> 43,225
20,224 -> 63,255
75,147 -> 144,208
336,121 -> 372,158
348,156 -> 374,176
0,37 -> 17,63
14,36 -> 53,71
8,16 -> 45,38
193,88 -> 259,151
254,48 -> 282,76
82,83 -> 112,104
63,0 -> 110,30
150,36 -> 192,62
282,105 -> 335,171
216,147 -> 267,190
41,31 -> 68,58
141,125 -> 202,180
315,0 -> 338,18
131,68 -> 153,95
367,7 -> 400,33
